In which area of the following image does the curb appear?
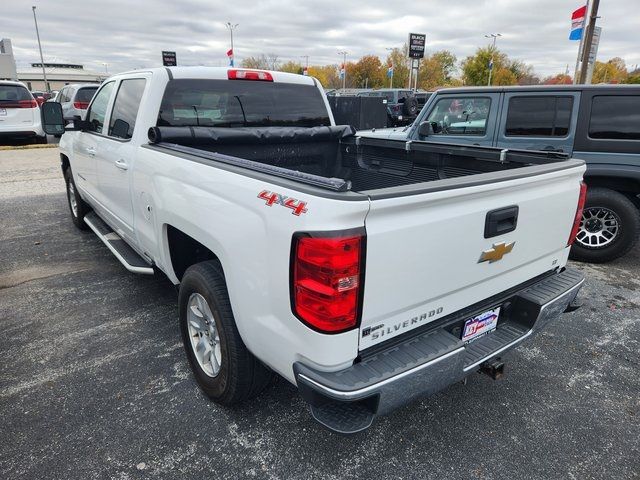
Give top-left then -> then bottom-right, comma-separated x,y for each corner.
0,144 -> 59,151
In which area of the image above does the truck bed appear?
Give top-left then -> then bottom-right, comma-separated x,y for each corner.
147,125 -> 574,195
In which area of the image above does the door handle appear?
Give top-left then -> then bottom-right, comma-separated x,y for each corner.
115,159 -> 129,170
85,147 -> 96,156
485,206 -> 519,238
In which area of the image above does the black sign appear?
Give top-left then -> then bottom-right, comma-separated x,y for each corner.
162,51 -> 177,66
408,33 -> 426,59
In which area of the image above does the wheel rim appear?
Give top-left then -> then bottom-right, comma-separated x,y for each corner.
576,206 -> 620,249
186,293 -> 222,378
67,181 -> 78,218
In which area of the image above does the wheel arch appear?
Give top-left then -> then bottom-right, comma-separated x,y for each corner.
60,152 -> 70,175
583,175 -> 640,208
164,224 -> 223,282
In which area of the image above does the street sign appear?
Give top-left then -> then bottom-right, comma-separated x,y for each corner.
162,51 -> 177,66
588,26 -> 602,64
408,33 -> 426,59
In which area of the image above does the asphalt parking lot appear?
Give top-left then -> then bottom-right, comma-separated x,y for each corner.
1,148 -> 638,480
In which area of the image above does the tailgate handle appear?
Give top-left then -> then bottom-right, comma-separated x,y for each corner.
484,206 -> 519,238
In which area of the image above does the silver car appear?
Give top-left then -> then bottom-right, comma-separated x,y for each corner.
53,84 -> 99,121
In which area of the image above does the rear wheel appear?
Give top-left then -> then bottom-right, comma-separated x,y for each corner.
570,187 -> 640,263
179,261 -> 273,405
64,170 -> 90,230
35,135 -> 47,144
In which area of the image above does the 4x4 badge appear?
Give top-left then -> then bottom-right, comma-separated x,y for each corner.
479,241 -> 515,263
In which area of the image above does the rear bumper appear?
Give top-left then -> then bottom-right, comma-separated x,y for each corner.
294,268 -> 584,433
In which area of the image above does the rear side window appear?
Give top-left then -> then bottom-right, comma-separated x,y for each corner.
157,79 -> 330,128
505,96 -> 573,137
86,81 -> 115,134
108,79 -> 146,139
75,87 -> 98,103
589,95 -> 640,140
0,85 -> 32,102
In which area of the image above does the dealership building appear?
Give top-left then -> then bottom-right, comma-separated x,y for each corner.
17,62 -> 105,91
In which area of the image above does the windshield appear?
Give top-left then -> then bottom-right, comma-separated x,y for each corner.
158,79 -> 330,128
76,87 -> 98,103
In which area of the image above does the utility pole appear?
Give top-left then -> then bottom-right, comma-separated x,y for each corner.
573,0 -> 590,83
225,22 -> 239,67
338,51 -> 347,90
31,6 -> 49,92
485,33 -> 501,86
578,0 -> 600,84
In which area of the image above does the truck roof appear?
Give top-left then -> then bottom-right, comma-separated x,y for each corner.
110,66 -> 317,86
434,84 -> 640,95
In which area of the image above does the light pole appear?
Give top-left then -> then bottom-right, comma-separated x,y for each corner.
485,33 -> 501,86
385,47 -> 394,88
103,63 -> 109,74
225,22 -> 239,66
300,55 -> 309,75
338,51 -> 348,89
31,6 -> 49,92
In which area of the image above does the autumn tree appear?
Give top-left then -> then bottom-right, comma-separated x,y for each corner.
350,55 -> 385,88
307,65 -> 340,89
241,54 -> 281,70
418,50 -> 457,89
543,73 -> 573,85
384,47 -> 410,89
280,61 -> 303,75
592,57 -> 628,84
461,46 -> 532,86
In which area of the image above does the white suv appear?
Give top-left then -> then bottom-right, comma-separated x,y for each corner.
0,81 -> 46,144
53,84 -> 99,121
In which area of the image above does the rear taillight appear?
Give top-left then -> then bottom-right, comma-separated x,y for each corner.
568,182 -> 587,246
291,231 -> 365,333
18,99 -> 38,108
228,69 -> 274,81
73,101 -> 89,109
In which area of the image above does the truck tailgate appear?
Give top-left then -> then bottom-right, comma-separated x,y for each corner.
359,163 -> 585,350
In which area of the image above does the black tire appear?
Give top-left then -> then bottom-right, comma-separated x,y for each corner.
402,96 -> 419,116
569,187 -> 640,263
64,169 -> 90,230
179,261 -> 273,405
35,135 -> 48,144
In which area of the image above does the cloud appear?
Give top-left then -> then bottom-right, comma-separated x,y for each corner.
5,0 -> 639,78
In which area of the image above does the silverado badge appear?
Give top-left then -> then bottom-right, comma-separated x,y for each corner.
479,241 -> 515,263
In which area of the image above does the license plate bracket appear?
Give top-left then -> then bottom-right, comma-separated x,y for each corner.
461,307 -> 500,343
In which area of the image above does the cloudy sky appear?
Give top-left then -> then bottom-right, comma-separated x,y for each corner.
5,0 -> 639,79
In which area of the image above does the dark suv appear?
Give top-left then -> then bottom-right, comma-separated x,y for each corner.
358,89 -> 420,126
361,85 -> 640,263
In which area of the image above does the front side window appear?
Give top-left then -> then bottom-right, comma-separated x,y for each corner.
589,95 -> 640,140
86,81 -> 115,134
157,79 -> 330,128
505,96 -> 573,137
108,79 -> 146,139
426,96 -> 491,135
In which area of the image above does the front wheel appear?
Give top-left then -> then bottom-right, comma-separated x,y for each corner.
64,169 -> 90,230
178,261 -> 273,405
570,187 -> 640,263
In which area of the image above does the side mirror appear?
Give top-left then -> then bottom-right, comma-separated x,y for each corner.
40,102 -> 65,135
418,121 -> 434,138
111,118 -> 130,139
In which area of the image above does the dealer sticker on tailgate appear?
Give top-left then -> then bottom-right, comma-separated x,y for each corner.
461,307 -> 500,343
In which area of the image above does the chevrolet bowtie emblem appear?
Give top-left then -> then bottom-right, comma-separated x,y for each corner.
479,241 -> 515,263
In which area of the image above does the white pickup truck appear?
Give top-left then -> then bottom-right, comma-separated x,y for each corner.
41,67 -> 586,434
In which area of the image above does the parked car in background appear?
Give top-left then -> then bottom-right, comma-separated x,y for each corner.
358,88 -> 420,126
30,91 -> 51,106
52,84 -> 99,121
360,85 -> 640,263
0,81 -> 46,144
415,90 -> 432,110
